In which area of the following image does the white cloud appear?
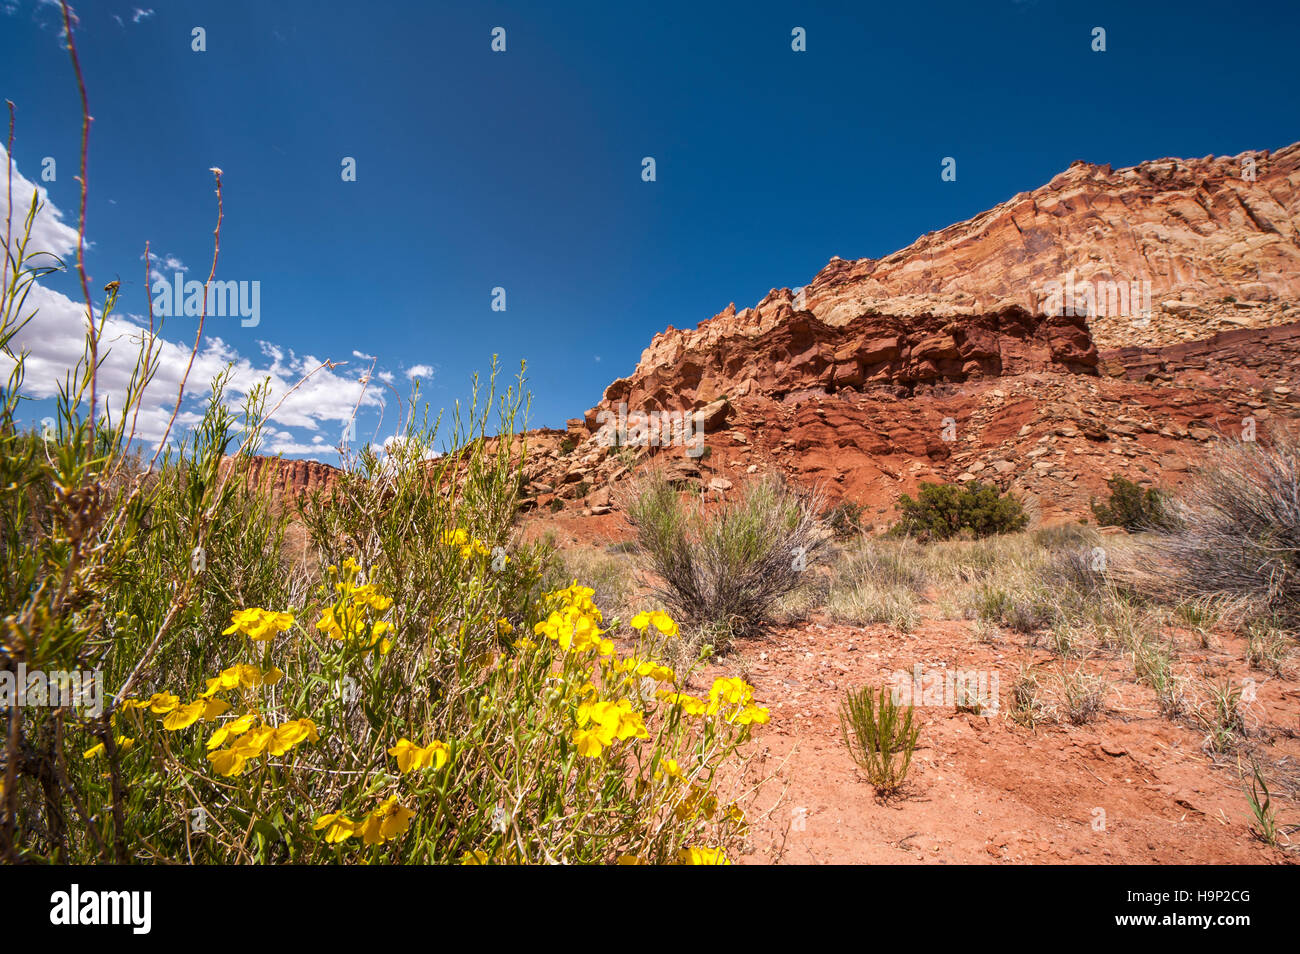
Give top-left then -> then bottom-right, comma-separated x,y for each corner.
131,8 -> 154,24
265,431 -> 335,456
0,147 -> 382,454
142,248 -> 188,285
1,145 -> 80,265
406,364 -> 434,380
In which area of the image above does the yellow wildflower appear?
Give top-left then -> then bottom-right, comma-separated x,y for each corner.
677,845 -> 730,865
196,696 -> 230,722
268,718 -> 319,756
441,528 -> 469,547
388,738 -> 450,773
207,748 -> 247,777
360,796 -> 413,846
314,811 -> 360,844
709,676 -> 755,707
630,610 -> 678,637
82,735 -> 134,759
732,705 -> 771,725
655,758 -> 683,781
658,691 -> 707,717
571,728 -> 605,758
206,712 -> 259,749
161,700 -> 205,731
146,692 -> 180,714
222,607 -> 294,641
229,725 -> 276,759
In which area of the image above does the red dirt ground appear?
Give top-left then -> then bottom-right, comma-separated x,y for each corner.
697,612 -> 1299,865
525,514 -> 1300,866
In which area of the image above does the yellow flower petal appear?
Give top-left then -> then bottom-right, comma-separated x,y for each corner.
162,700 -> 204,731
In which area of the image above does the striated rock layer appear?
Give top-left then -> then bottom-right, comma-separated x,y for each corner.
518,144 -> 1300,522
223,455 -> 340,499
591,305 -> 1097,421
618,141 -> 1300,397
245,144 -> 1300,526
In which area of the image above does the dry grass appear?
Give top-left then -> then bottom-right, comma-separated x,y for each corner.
622,473 -> 831,646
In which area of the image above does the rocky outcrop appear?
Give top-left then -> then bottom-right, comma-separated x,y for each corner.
225,456 -> 340,499
1102,321 -> 1300,388
521,148 -> 1300,522
622,143 -> 1300,392
245,144 -> 1300,527
592,305 -> 1097,420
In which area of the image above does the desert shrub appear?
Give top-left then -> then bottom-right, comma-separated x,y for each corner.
1090,475 -> 1176,531
839,685 -> 919,795
1133,638 -> 1184,716
970,583 -> 1057,634
1244,618 -> 1291,674
1060,668 -> 1107,725
836,537 -> 928,588
823,500 -> 866,538
920,534 -> 1005,587
826,581 -> 920,632
4,363 -> 762,866
1009,665 -> 1047,727
0,125 -> 763,864
558,435 -> 578,455
1031,523 -> 1097,550
1196,679 -> 1246,754
622,472 -> 830,643
1148,431 -> 1300,625
1041,543 -> 1108,602
971,585 -> 1013,625
773,566 -> 831,623
891,481 -> 1028,541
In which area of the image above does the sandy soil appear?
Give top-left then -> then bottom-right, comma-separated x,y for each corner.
689,612 -> 1299,865
524,512 -> 1299,865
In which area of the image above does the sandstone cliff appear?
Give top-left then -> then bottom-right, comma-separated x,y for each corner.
611,143 -> 1299,409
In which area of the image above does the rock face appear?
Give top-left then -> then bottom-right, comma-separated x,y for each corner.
226,456 -> 340,499
593,305 -> 1097,418
244,143 -> 1300,527
620,142 -> 1300,391
520,143 -> 1300,523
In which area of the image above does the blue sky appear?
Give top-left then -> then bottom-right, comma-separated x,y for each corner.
1,0 -> 1297,458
